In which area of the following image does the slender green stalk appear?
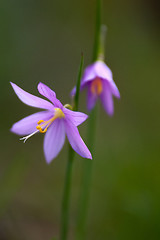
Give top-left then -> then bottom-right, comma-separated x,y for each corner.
76,0 -> 105,239
75,107 -> 97,240
98,24 -> 107,61
60,146 -> 74,240
73,53 -> 84,111
60,55 -> 84,240
92,0 -> 102,62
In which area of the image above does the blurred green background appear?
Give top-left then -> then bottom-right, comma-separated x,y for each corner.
1,0 -> 160,239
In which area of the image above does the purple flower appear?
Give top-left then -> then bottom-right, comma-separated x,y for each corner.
10,82 -> 92,163
71,60 -> 120,115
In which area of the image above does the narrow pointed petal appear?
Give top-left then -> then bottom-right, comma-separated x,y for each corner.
37,82 -> 63,108
11,111 -> 53,135
109,81 -> 120,98
87,85 -> 97,111
43,119 -> 65,163
63,108 -> 88,126
10,82 -> 53,110
64,119 -> 92,159
37,82 -> 56,100
100,82 -> 114,116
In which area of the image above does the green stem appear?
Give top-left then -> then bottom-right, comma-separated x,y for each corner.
92,0 -> 101,62
98,25 -> 107,61
92,0 -> 107,62
60,55 -> 84,240
76,0 -> 103,238
76,107 -> 97,240
60,146 -> 74,240
73,53 -> 84,111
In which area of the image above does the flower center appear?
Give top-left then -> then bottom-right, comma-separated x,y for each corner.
91,78 -> 102,95
36,108 -> 65,133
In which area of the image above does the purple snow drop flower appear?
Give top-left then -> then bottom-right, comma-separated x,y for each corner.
10,82 -> 92,163
71,60 -> 120,115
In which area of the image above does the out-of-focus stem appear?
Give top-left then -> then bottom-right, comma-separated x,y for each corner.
76,0 -> 103,239
92,0 -> 101,62
98,25 -> 107,61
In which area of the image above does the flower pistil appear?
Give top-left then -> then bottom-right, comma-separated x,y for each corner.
90,77 -> 102,96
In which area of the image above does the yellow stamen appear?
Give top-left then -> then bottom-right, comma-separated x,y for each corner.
36,108 -> 65,134
91,78 -> 103,95
39,128 -> 47,133
38,120 -> 45,124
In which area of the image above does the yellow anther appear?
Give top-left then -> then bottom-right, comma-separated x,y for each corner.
36,126 -> 44,132
39,128 -> 47,133
38,120 -> 44,124
91,78 -> 103,95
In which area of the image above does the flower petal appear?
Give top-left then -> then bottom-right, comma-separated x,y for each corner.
94,61 -> 113,82
37,82 -> 56,100
81,61 -> 113,84
43,119 -> 65,163
109,81 -> 120,98
64,119 -> 92,159
70,86 -> 76,96
11,111 -> 53,135
87,84 -> 97,111
70,83 -> 86,97
37,82 -> 63,108
63,108 -> 88,126
100,82 -> 114,116
81,64 -> 97,83
10,82 -> 53,110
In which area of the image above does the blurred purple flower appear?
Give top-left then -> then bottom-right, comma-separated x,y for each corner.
71,60 -> 120,115
10,82 -> 92,163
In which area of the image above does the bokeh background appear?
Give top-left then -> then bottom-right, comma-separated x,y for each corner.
1,0 -> 160,239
